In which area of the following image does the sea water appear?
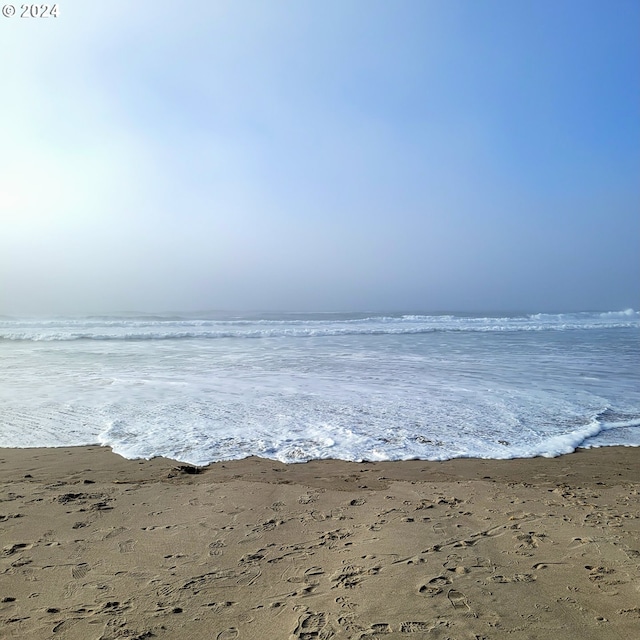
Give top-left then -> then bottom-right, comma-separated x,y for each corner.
0,310 -> 638,465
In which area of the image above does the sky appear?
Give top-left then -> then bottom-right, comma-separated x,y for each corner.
1,0 -> 638,315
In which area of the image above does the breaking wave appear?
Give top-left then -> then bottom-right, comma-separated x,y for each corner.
1,310 -> 638,342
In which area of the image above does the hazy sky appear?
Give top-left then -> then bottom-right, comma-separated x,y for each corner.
1,1 -> 638,314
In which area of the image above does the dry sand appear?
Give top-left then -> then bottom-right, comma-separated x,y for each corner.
0,446 -> 638,640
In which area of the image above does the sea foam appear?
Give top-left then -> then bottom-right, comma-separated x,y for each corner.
1,311 -> 638,464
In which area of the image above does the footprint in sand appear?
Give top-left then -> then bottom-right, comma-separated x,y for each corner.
2,542 -> 32,556
400,621 -> 430,632
532,562 -> 565,570
71,563 -> 90,579
331,564 -> 380,589
103,526 -> 128,540
267,601 -> 287,617
335,596 -> 357,611
471,556 -> 493,570
238,552 -> 265,566
209,540 -> 226,556
585,565 -> 620,594
62,581 -> 78,599
292,611 -> 330,638
216,628 -> 239,640
442,553 -> 463,569
237,531 -> 263,545
447,588 -> 473,615
207,601 -> 236,613
118,540 -> 136,553
251,519 -> 280,533
52,620 -> 75,634
236,567 -> 262,587
489,573 -> 536,584
419,575 -> 451,596
585,565 -> 615,582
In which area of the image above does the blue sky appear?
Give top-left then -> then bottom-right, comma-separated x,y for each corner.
1,1 -> 638,314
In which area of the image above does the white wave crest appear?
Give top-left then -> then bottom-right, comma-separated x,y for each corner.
1,309 -> 638,342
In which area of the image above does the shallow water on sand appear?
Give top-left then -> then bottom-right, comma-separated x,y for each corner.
1,310 -> 638,464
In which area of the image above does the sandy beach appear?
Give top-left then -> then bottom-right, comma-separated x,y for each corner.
0,446 -> 638,639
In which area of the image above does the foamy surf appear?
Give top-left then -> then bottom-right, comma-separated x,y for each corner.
0,311 -> 638,464
0,310 -> 638,342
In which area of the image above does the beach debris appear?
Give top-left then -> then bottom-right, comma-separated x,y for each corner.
171,465 -> 204,476
56,492 -> 86,504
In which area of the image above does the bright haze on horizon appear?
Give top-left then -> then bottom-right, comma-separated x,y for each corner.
1,1 -> 638,316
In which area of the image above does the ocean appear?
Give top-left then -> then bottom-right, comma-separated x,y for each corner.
1,310 -> 638,465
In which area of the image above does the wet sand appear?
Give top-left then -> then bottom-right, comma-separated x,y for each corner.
1,446 -> 638,639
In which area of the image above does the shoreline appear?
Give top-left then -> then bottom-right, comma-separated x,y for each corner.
1,446 -> 639,639
1,444 -> 638,487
